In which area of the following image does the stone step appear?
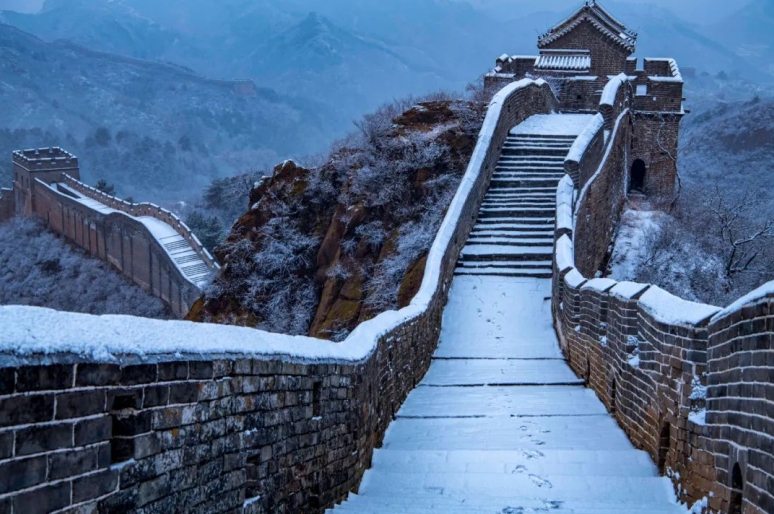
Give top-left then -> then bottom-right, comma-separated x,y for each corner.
478,208 -> 555,219
456,261 -> 553,272
473,217 -> 555,226
454,268 -> 553,278
490,180 -> 563,189
481,200 -> 555,208
465,237 -> 552,247
470,227 -> 553,236
501,148 -> 571,157
492,173 -> 566,181
495,163 -> 564,174
481,199 -> 554,206
508,133 -> 578,140
503,143 -> 573,152
459,246 -> 553,262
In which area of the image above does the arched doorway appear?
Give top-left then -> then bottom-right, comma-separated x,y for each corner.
729,463 -> 744,514
630,159 -> 646,192
657,424 -> 671,474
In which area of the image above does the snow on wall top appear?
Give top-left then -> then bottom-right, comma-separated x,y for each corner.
600,73 -> 630,107
639,286 -> 721,327
581,278 -> 617,293
610,281 -> 650,300
711,281 -> 774,325
566,113 -> 604,163
0,78 -> 552,365
555,235 -> 574,271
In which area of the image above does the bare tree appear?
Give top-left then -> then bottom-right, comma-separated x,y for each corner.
704,187 -> 774,277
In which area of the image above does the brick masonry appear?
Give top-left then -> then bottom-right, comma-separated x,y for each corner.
554,75 -> 774,513
0,82 -> 559,514
2,150 -> 218,318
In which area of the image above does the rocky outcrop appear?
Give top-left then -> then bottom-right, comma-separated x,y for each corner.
188,100 -> 485,339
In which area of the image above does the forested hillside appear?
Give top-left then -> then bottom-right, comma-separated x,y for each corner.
0,217 -> 169,317
0,23 -> 339,201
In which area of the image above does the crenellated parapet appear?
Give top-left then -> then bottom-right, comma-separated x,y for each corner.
552,81 -> 774,513
59,174 -> 219,273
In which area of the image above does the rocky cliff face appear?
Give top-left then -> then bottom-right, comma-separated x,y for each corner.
187,98 -> 484,340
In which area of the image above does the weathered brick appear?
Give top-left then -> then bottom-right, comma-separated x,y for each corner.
48,447 -> 101,480
72,469 -> 119,503
75,416 -> 112,446
120,364 -> 158,386
76,363 -> 120,387
0,455 -> 47,494
15,422 -> 73,456
56,389 -> 107,419
13,481 -> 70,514
16,364 -> 73,392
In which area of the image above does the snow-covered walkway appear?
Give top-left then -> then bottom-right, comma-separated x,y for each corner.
330,277 -> 685,513
329,114 -> 685,513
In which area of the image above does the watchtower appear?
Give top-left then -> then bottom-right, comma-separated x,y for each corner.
485,1 -> 684,197
13,147 -> 80,216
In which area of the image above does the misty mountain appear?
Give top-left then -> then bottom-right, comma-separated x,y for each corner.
680,76 -> 774,216
703,0 -> 774,78
0,23 -> 340,200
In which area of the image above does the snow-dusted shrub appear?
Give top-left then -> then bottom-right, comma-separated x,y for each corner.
611,183 -> 774,306
0,217 -> 168,318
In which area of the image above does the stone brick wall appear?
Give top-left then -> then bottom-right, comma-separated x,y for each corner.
0,80 -> 559,514
553,77 -> 774,513
0,188 -> 14,224
30,180 -> 203,318
706,289 -> 774,514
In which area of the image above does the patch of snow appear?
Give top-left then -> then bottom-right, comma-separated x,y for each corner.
608,208 -> 664,282
712,280 -> 774,325
600,73 -> 630,107
581,278 -> 617,293
555,235 -> 574,271
566,113 -> 604,163
639,287 -> 720,327
689,376 -> 707,401
564,268 -> 586,289
610,281 -> 650,300
689,409 -> 707,426
628,353 -> 641,367
243,495 -> 261,508
510,114 -> 595,137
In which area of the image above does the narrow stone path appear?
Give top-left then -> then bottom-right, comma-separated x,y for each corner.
329,115 -> 686,513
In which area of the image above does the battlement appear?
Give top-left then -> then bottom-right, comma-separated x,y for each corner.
12,147 -> 79,172
643,58 -> 682,80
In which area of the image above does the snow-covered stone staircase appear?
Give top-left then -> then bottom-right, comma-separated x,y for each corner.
456,127 -> 576,279
328,115 -> 686,514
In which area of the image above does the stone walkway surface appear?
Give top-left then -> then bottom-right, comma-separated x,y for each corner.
329,114 -> 687,513
330,277 -> 686,513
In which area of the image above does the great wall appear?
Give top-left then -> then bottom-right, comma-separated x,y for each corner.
0,2 -> 771,513
0,148 -> 219,317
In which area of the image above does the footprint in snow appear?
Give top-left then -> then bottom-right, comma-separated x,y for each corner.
512,465 -> 528,474
521,450 -> 544,460
529,475 -> 553,489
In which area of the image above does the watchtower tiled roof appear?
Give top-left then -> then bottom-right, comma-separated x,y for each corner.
538,1 -> 637,53
535,50 -> 592,72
